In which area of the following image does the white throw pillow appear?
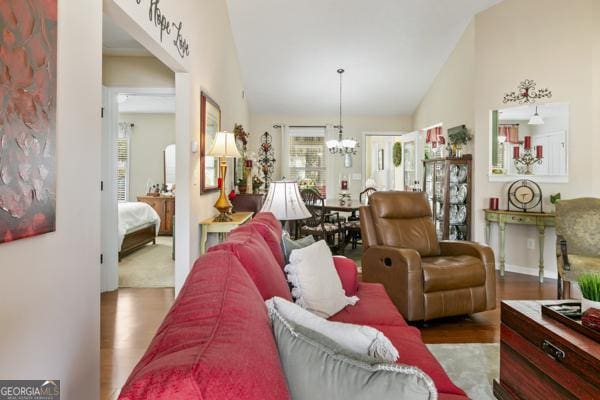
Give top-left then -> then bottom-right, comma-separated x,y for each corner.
285,240 -> 359,317
266,297 -> 399,362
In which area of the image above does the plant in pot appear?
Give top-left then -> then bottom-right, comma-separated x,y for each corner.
579,273 -> 600,313
252,175 -> 264,194
448,125 -> 472,158
237,177 -> 247,194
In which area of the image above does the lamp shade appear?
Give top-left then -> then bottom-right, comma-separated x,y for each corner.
260,180 -> 311,221
207,131 -> 241,158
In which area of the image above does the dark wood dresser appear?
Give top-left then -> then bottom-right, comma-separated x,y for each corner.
137,195 -> 175,235
494,301 -> 600,399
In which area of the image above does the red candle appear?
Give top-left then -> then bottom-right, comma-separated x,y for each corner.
536,145 -> 543,159
218,177 -> 223,189
489,197 -> 499,210
245,159 -> 253,168
341,180 -> 348,190
513,146 -> 520,159
524,136 -> 531,150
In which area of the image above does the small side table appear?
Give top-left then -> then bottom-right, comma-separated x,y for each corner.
484,209 -> 555,283
199,211 -> 253,254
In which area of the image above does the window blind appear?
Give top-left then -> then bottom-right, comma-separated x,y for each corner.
287,126 -> 326,196
116,137 -> 129,202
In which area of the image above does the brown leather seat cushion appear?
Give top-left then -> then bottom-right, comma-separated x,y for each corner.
422,255 -> 485,292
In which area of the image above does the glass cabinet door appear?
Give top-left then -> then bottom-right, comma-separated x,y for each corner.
448,162 -> 469,240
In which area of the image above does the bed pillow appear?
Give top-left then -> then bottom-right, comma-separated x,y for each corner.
266,297 -> 398,362
268,305 -> 437,400
281,231 -> 315,264
285,240 -> 358,317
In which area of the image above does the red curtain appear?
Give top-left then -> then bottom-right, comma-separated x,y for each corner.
498,124 -> 519,144
425,126 -> 444,148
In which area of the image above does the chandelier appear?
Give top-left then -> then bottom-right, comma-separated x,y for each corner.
326,69 -> 358,155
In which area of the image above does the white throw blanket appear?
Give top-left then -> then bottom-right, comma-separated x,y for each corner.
266,297 -> 399,362
118,202 -> 161,250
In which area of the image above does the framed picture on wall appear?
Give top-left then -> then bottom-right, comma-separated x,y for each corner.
200,92 -> 221,193
378,149 -> 385,171
0,0 -> 58,244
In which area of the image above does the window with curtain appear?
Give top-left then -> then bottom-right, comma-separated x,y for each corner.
117,122 -> 132,202
286,126 -> 327,196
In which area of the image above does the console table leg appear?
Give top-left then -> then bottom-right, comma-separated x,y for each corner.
485,220 -> 491,245
499,221 -> 506,277
538,224 -> 545,283
200,227 -> 208,255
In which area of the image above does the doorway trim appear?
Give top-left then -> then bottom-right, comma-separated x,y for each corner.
101,87 -> 176,292
361,131 -> 404,190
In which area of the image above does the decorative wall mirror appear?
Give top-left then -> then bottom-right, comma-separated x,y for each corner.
200,92 -> 221,193
164,144 -> 176,190
489,102 -> 569,182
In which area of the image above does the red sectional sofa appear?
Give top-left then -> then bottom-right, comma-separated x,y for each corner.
119,212 -> 467,400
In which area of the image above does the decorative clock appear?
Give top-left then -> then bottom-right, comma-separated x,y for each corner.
507,179 -> 543,212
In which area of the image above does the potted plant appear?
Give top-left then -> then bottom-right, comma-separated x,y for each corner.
237,177 -> 247,194
448,125 -> 472,158
578,272 -> 600,313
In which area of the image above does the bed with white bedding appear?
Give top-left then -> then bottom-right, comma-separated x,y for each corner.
118,202 -> 161,260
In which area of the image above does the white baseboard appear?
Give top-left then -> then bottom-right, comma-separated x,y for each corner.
499,263 -> 557,280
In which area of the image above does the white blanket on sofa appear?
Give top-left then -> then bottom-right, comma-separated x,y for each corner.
118,202 -> 161,250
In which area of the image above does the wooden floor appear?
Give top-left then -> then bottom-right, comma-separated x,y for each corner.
100,271 -> 557,399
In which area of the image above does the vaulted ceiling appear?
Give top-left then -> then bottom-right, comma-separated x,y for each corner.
226,0 -> 501,116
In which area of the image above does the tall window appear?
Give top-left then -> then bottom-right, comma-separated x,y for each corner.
286,126 -> 327,196
117,122 -> 132,202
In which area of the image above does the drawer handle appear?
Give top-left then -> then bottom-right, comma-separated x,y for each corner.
542,340 -> 565,361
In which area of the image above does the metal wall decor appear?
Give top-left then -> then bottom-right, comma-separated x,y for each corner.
503,79 -> 552,104
258,131 -> 276,189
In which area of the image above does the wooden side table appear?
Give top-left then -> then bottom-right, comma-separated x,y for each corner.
494,301 -> 600,399
199,211 -> 253,254
484,209 -> 555,283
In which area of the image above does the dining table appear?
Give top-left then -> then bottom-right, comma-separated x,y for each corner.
322,199 -> 363,254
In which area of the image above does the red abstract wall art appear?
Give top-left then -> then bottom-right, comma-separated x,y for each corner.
0,0 -> 57,244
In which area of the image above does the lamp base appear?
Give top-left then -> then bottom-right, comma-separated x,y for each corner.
213,158 -> 232,222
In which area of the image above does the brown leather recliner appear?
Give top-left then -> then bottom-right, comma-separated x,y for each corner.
360,191 -> 496,321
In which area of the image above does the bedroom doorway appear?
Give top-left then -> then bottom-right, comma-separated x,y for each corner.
101,12 -> 180,292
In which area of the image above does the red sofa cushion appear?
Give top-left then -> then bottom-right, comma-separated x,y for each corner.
328,282 -> 408,327
332,256 -> 359,296
372,325 -> 466,397
209,230 -> 292,301
253,212 -> 282,238
118,251 -> 290,400
235,222 -> 285,267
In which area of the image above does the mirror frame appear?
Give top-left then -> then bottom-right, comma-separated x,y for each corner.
200,92 -> 221,193
488,103 -> 570,183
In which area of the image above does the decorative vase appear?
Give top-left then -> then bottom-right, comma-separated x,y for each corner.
581,298 -> 600,313
455,145 -> 463,158
238,185 -> 247,194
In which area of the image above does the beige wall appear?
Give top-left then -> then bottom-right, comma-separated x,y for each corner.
249,113 -> 412,198
413,0 -> 600,278
102,55 -> 175,87
0,0 -> 102,398
119,113 -> 175,201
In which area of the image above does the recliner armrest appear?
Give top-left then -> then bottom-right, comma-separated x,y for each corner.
439,240 -> 496,311
362,245 -> 425,321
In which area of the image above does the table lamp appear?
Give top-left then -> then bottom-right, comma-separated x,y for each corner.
207,131 -> 241,222
261,180 -> 311,229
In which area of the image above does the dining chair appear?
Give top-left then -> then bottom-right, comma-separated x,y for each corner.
298,188 -> 344,253
345,187 -> 378,249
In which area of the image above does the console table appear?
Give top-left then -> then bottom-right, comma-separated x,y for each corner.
199,211 -> 253,254
484,209 -> 555,283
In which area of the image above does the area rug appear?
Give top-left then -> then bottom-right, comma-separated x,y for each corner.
427,343 -> 499,400
119,236 -> 174,288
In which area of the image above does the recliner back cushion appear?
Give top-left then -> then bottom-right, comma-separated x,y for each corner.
369,192 -> 440,257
